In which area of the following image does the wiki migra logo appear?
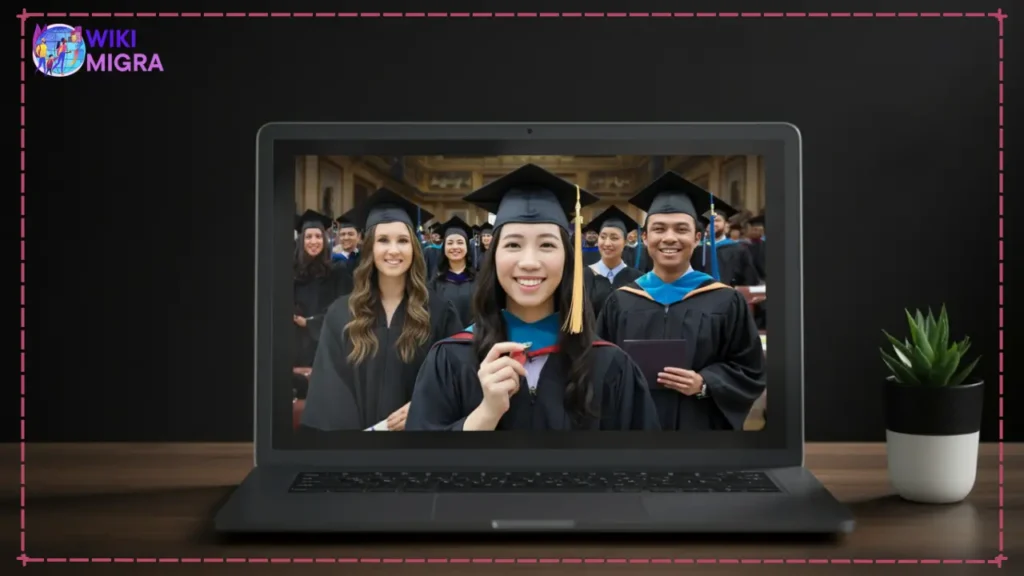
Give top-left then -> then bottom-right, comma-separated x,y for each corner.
31,23 -> 164,77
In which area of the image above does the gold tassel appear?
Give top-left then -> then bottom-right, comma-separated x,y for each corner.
563,184 -> 584,334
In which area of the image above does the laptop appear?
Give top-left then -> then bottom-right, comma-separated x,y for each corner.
213,122 -> 855,534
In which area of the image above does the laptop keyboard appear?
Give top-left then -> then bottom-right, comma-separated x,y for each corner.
289,470 -> 780,494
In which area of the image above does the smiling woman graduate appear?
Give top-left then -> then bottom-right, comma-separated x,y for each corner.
405,164 -> 661,432
427,215 -> 477,327
595,171 -> 766,431
299,188 -> 462,434
582,205 -> 645,315
292,210 -> 350,398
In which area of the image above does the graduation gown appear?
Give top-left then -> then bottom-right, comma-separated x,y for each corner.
423,245 -> 443,277
473,245 -> 489,270
300,293 -> 462,432
405,332 -> 661,431
428,272 -> 476,329
595,272 -> 766,431
331,252 -> 360,297
586,263 -> 644,318
634,246 -> 655,274
744,240 -> 766,281
580,245 -> 602,266
623,245 -> 642,270
692,240 -> 760,287
739,240 -> 767,328
293,264 -> 349,368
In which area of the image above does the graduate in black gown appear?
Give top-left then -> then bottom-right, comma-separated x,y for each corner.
596,171 -> 766,431
743,215 -> 767,282
473,222 -> 493,270
691,202 -> 760,287
428,215 -> 477,327
406,164 -> 661,432
579,222 -> 602,266
582,206 -> 644,316
292,210 -> 350,399
331,209 -> 369,298
421,222 -> 443,278
300,189 -> 462,434
330,215 -> 362,269
744,214 -> 767,329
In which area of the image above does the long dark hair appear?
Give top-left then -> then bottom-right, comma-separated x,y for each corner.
293,225 -> 333,281
470,225 -> 598,428
434,234 -> 476,281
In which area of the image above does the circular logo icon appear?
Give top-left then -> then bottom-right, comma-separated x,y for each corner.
33,24 -> 86,78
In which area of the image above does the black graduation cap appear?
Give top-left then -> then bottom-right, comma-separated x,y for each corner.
334,214 -> 359,231
462,164 -> 599,232
585,206 -> 640,236
628,171 -> 714,224
439,215 -> 473,240
698,197 -> 740,227
344,188 -> 433,231
632,171 -> 734,281
748,214 -> 766,226
478,222 -> 494,234
428,222 -> 443,235
462,163 -> 599,335
295,209 -> 333,233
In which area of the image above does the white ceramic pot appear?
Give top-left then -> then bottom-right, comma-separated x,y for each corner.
884,379 -> 984,504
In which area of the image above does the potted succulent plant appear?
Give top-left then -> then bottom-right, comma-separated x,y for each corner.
880,306 -> 983,504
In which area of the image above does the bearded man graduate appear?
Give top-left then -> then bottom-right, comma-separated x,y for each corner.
595,171 -> 766,431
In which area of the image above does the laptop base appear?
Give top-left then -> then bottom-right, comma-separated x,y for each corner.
214,466 -> 855,534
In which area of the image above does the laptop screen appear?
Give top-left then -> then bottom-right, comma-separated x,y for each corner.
272,146 -> 776,450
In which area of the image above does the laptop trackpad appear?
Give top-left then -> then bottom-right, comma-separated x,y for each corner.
434,494 -> 648,527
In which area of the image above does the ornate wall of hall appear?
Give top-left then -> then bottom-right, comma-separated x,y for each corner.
294,155 -> 766,228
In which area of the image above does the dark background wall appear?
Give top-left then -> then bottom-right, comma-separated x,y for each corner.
16,0 -> 1019,443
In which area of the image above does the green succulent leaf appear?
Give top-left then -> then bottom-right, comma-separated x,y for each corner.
907,336 -> 934,381
958,337 -> 972,359
882,331 -> 914,367
885,306 -> 975,387
906,309 -> 935,362
881,348 -> 920,384
925,308 -> 940,351
932,342 -> 960,386
935,305 -> 950,353
948,355 -> 981,387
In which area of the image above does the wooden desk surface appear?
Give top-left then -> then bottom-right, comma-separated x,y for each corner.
2,443 -> 1019,575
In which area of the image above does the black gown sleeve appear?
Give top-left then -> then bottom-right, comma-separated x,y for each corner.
428,296 -> 464,342
300,300 -> 363,431
305,315 -> 327,344
405,344 -> 471,431
738,247 -> 760,287
424,248 -> 440,277
306,267 -> 350,342
595,291 -> 621,343
583,268 -> 606,318
333,261 -> 354,297
751,243 -> 767,281
697,291 -> 767,430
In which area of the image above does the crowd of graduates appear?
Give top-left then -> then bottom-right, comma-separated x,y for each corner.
290,164 -> 767,434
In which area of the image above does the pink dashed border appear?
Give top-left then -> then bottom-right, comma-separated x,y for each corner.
15,8 -> 1008,568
